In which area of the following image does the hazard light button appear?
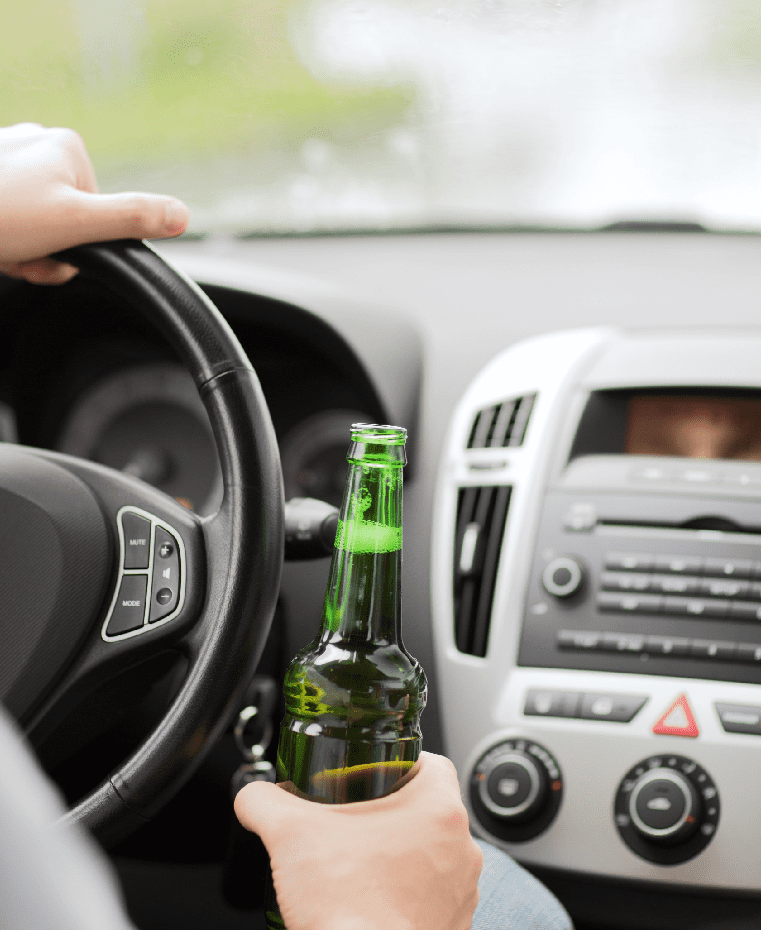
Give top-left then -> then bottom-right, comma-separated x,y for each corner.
652,694 -> 699,737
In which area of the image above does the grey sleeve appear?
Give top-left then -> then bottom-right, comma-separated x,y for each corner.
472,838 -> 574,930
0,706 -> 137,930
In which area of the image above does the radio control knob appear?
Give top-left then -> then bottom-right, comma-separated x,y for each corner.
542,557 -> 583,598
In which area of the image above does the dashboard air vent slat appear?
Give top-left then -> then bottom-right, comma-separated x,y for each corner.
467,394 -> 536,449
453,484 -> 512,657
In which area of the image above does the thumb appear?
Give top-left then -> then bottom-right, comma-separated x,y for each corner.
234,780 -> 306,846
58,189 -> 190,247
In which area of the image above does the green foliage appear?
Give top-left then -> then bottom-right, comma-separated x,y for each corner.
1,0 -> 409,164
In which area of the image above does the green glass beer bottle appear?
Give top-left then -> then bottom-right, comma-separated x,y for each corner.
264,424 -> 427,930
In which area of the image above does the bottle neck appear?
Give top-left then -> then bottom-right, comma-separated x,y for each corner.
319,459 -> 403,643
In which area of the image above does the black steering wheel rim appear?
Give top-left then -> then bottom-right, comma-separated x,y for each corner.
44,238 -> 284,845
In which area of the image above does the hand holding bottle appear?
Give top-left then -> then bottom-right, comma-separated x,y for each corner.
234,750 -> 483,930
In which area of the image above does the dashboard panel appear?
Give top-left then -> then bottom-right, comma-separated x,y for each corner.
5,230 -> 761,929
160,234 -> 761,927
433,328 -> 761,918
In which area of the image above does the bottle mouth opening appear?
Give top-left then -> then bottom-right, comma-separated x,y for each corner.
350,423 -> 407,444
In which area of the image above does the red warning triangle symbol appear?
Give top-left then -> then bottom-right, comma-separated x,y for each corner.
652,694 -> 699,737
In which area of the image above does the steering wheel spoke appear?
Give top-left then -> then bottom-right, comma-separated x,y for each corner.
20,446 -> 206,732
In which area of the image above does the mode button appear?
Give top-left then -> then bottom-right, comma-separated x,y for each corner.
106,574 -> 148,636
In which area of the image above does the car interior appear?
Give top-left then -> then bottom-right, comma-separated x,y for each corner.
4,2 -> 761,929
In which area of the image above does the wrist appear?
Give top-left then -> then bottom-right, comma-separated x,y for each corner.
331,911 -> 416,930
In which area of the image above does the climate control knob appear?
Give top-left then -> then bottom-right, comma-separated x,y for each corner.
469,739 -> 563,842
615,755 -> 720,864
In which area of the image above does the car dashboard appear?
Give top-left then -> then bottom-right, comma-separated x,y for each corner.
4,229 -> 761,930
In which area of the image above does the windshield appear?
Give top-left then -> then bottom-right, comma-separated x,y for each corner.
5,0 -> 761,234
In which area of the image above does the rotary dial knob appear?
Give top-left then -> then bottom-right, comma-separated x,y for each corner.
615,755 -> 719,864
470,739 -> 563,842
628,768 -> 700,845
542,556 -> 584,598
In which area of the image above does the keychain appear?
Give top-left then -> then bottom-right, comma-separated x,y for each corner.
222,677 -> 279,910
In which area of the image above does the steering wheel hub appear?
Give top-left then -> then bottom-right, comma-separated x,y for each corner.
0,446 -> 110,720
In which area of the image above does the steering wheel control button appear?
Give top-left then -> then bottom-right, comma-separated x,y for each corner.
652,694 -> 699,738
158,541 -> 174,559
103,507 -> 186,640
470,739 -> 563,843
715,702 -> 761,735
106,574 -> 149,636
121,512 -> 151,569
149,526 -> 182,623
615,755 -> 719,864
542,557 -> 584,598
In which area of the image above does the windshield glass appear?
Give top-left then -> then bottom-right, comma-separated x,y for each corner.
5,0 -> 761,234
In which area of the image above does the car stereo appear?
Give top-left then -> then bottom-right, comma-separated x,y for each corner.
519,453 -> 761,685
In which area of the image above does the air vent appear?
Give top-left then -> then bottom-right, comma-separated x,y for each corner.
453,485 -> 511,657
467,394 -> 536,449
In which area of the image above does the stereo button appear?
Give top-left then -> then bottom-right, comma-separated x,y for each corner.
661,597 -> 729,618
557,629 -> 601,650
701,578 -> 750,599
601,571 -> 651,592
730,602 -> 761,622
605,552 -> 653,572
734,643 -> 761,664
597,592 -> 662,614
704,558 -> 754,579
654,555 -> 702,575
690,640 -> 734,661
644,636 -> 690,657
650,574 -> 700,596
601,632 -> 645,653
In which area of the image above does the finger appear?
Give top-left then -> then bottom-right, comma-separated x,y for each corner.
44,127 -> 99,193
4,122 -> 45,138
357,752 -> 461,812
0,258 -> 78,285
59,188 -> 190,247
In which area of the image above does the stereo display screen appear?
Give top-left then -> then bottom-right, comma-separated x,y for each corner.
625,395 -> 761,461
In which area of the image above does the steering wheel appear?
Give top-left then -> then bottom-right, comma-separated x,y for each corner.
0,239 -> 284,847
